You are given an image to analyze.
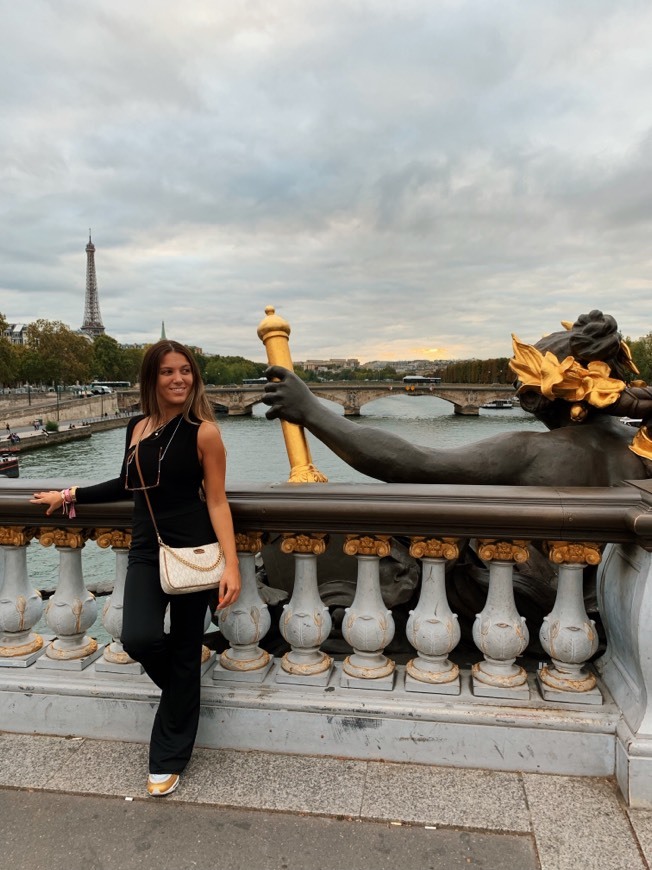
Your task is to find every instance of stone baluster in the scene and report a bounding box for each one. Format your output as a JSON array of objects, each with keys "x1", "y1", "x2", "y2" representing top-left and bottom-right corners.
[
  {"x1": 405, "y1": 537, "x2": 461, "y2": 694},
  {"x1": 93, "y1": 529, "x2": 143, "y2": 674},
  {"x1": 0, "y1": 526, "x2": 44, "y2": 666},
  {"x1": 199, "y1": 606, "x2": 216, "y2": 670},
  {"x1": 36, "y1": 527, "x2": 103, "y2": 669},
  {"x1": 276, "y1": 533, "x2": 333, "y2": 685},
  {"x1": 538, "y1": 541, "x2": 602, "y2": 704},
  {"x1": 472, "y1": 539, "x2": 530, "y2": 699},
  {"x1": 214, "y1": 532, "x2": 273, "y2": 683},
  {"x1": 341, "y1": 535, "x2": 395, "y2": 689}
]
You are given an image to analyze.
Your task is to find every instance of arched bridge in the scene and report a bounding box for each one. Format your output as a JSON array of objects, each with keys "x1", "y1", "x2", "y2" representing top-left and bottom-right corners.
[{"x1": 192, "y1": 382, "x2": 518, "y2": 416}]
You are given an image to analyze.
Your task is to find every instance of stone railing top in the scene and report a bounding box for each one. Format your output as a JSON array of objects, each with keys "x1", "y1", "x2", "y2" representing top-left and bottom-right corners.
[{"x1": 2, "y1": 478, "x2": 652, "y2": 547}]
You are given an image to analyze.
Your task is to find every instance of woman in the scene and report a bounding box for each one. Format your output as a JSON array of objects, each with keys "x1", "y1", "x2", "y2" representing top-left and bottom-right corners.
[{"x1": 31, "y1": 340, "x2": 241, "y2": 797}]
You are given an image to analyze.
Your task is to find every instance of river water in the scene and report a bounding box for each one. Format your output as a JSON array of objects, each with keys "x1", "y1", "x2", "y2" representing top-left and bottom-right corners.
[{"x1": 19, "y1": 395, "x2": 545, "y2": 637}]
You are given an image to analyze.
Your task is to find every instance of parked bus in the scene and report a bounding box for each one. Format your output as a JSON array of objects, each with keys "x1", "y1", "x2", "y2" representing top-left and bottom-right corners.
[{"x1": 402, "y1": 375, "x2": 442, "y2": 385}]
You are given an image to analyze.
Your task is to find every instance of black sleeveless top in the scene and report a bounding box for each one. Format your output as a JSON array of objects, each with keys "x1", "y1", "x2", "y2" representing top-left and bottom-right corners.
[{"x1": 77, "y1": 414, "x2": 217, "y2": 558}]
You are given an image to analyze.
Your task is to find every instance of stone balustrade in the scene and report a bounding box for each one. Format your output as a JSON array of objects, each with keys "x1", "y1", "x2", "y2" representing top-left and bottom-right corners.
[{"x1": 2, "y1": 478, "x2": 652, "y2": 806}]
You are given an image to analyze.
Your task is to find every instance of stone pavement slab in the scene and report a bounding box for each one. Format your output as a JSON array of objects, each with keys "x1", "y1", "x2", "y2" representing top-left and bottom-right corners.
[
  {"x1": 3, "y1": 732, "x2": 652, "y2": 869},
  {"x1": 362, "y1": 759, "x2": 531, "y2": 831},
  {"x1": 0, "y1": 789, "x2": 539, "y2": 870},
  {"x1": 630, "y1": 809, "x2": 652, "y2": 867},
  {"x1": 0, "y1": 731, "x2": 86, "y2": 788},
  {"x1": 523, "y1": 773, "x2": 647, "y2": 870}
]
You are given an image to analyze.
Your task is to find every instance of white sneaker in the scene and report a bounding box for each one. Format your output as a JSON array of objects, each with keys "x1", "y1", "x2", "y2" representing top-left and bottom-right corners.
[{"x1": 147, "y1": 773, "x2": 180, "y2": 797}]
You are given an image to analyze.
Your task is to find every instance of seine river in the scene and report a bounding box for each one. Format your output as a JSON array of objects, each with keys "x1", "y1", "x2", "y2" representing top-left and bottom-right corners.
[{"x1": 19, "y1": 395, "x2": 546, "y2": 638}]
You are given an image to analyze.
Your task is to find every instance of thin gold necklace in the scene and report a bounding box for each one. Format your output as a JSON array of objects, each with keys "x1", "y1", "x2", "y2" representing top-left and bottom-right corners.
[{"x1": 147, "y1": 414, "x2": 180, "y2": 439}]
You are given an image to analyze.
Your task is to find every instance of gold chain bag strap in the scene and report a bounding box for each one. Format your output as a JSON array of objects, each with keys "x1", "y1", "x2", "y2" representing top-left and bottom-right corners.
[{"x1": 134, "y1": 428, "x2": 224, "y2": 595}]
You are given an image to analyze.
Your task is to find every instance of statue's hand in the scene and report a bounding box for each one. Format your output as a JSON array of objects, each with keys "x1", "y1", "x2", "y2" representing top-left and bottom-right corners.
[
  {"x1": 613, "y1": 386, "x2": 652, "y2": 425},
  {"x1": 262, "y1": 366, "x2": 313, "y2": 425}
]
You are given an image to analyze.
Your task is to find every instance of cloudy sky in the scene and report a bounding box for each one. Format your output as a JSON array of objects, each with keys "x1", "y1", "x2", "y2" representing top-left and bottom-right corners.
[{"x1": 1, "y1": 1, "x2": 651, "y2": 363}]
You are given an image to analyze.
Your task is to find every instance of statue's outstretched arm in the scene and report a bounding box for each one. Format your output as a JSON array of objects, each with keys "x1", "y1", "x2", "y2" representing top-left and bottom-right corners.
[{"x1": 262, "y1": 366, "x2": 529, "y2": 484}]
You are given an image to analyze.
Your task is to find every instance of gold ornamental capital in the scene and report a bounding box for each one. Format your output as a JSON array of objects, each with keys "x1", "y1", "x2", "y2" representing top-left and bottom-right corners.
[
  {"x1": 93, "y1": 528, "x2": 132, "y2": 550},
  {"x1": 343, "y1": 534, "x2": 392, "y2": 558},
  {"x1": 0, "y1": 526, "x2": 38, "y2": 547},
  {"x1": 235, "y1": 532, "x2": 265, "y2": 554},
  {"x1": 257, "y1": 305, "x2": 291, "y2": 344},
  {"x1": 477, "y1": 539, "x2": 530, "y2": 563},
  {"x1": 409, "y1": 537, "x2": 460, "y2": 560},
  {"x1": 38, "y1": 527, "x2": 90, "y2": 549},
  {"x1": 287, "y1": 463, "x2": 329, "y2": 484},
  {"x1": 546, "y1": 541, "x2": 603, "y2": 566},
  {"x1": 281, "y1": 533, "x2": 328, "y2": 555}
]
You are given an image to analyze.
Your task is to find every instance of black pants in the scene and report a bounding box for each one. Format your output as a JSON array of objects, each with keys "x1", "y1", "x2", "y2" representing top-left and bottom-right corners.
[{"x1": 121, "y1": 556, "x2": 212, "y2": 774}]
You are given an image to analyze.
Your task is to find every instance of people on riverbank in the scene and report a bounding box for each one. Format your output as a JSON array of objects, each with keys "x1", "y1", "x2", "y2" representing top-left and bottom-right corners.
[
  {"x1": 263, "y1": 310, "x2": 652, "y2": 487},
  {"x1": 31, "y1": 340, "x2": 241, "y2": 798}
]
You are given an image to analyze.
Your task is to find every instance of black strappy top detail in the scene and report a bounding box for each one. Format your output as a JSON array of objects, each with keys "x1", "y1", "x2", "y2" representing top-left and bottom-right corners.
[{"x1": 76, "y1": 414, "x2": 217, "y2": 555}]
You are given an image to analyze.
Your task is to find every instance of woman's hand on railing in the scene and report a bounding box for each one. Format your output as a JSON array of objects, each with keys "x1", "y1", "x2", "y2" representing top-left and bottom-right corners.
[
  {"x1": 30, "y1": 490, "x2": 64, "y2": 516},
  {"x1": 217, "y1": 563, "x2": 241, "y2": 610}
]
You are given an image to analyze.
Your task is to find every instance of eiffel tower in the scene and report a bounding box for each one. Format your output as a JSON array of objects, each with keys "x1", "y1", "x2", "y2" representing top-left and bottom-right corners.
[{"x1": 80, "y1": 231, "x2": 105, "y2": 338}]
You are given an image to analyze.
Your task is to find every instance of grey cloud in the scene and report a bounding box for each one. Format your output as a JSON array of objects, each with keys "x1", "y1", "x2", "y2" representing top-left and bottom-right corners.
[{"x1": 1, "y1": 0, "x2": 651, "y2": 361}]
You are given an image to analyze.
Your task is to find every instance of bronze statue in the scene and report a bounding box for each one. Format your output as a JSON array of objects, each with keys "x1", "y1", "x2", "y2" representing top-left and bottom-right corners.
[
  {"x1": 263, "y1": 310, "x2": 652, "y2": 487},
  {"x1": 261, "y1": 310, "x2": 652, "y2": 656}
]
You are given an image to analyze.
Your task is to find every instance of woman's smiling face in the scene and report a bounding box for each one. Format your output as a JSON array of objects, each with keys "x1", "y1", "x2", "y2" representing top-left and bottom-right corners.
[{"x1": 156, "y1": 351, "x2": 193, "y2": 414}]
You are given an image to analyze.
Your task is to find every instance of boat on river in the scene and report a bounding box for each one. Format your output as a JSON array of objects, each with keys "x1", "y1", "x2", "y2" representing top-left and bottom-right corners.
[
  {"x1": 0, "y1": 451, "x2": 19, "y2": 478},
  {"x1": 481, "y1": 399, "x2": 514, "y2": 410}
]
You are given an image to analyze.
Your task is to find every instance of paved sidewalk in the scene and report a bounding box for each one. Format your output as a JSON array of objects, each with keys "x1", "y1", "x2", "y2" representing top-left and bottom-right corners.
[{"x1": 1, "y1": 731, "x2": 652, "y2": 870}]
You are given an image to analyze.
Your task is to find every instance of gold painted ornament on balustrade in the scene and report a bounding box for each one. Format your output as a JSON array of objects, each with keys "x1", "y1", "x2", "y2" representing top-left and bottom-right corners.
[
  {"x1": 280, "y1": 533, "x2": 328, "y2": 555},
  {"x1": 343, "y1": 535, "x2": 392, "y2": 558},
  {"x1": 235, "y1": 532, "x2": 265, "y2": 554},
  {"x1": 93, "y1": 528, "x2": 132, "y2": 549},
  {"x1": 545, "y1": 541, "x2": 602, "y2": 566},
  {"x1": 0, "y1": 526, "x2": 37, "y2": 547},
  {"x1": 257, "y1": 305, "x2": 328, "y2": 484},
  {"x1": 37, "y1": 527, "x2": 90, "y2": 549},
  {"x1": 477, "y1": 539, "x2": 530, "y2": 563},
  {"x1": 409, "y1": 537, "x2": 460, "y2": 560}
]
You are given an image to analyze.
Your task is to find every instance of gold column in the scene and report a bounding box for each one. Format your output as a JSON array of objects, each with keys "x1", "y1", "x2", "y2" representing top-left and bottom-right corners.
[{"x1": 257, "y1": 305, "x2": 327, "y2": 483}]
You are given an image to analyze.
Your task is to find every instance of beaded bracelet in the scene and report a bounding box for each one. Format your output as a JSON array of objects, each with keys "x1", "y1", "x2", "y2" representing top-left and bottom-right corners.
[{"x1": 60, "y1": 487, "x2": 77, "y2": 519}]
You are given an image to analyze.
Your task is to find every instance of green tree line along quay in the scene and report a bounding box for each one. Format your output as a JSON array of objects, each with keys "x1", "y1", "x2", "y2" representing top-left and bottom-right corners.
[{"x1": 2, "y1": 313, "x2": 652, "y2": 388}]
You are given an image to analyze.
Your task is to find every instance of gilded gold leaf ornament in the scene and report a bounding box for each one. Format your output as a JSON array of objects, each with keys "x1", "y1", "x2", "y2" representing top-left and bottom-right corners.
[
  {"x1": 509, "y1": 336, "x2": 626, "y2": 408},
  {"x1": 477, "y1": 539, "x2": 530, "y2": 563},
  {"x1": 546, "y1": 541, "x2": 602, "y2": 566},
  {"x1": 0, "y1": 526, "x2": 37, "y2": 547},
  {"x1": 93, "y1": 528, "x2": 132, "y2": 549},
  {"x1": 343, "y1": 535, "x2": 391, "y2": 558},
  {"x1": 37, "y1": 527, "x2": 89, "y2": 549},
  {"x1": 280, "y1": 533, "x2": 328, "y2": 555},
  {"x1": 409, "y1": 537, "x2": 460, "y2": 560},
  {"x1": 630, "y1": 426, "x2": 652, "y2": 461},
  {"x1": 234, "y1": 532, "x2": 264, "y2": 554}
]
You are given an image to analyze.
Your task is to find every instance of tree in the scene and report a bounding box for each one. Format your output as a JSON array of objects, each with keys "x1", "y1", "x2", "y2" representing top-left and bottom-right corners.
[
  {"x1": 439, "y1": 357, "x2": 511, "y2": 383},
  {"x1": 204, "y1": 355, "x2": 266, "y2": 385},
  {"x1": 122, "y1": 347, "x2": 144, "y2": 385},
  {"x1": 92, "y1": 334, "x2": 126, "y2": 381},
  {"x1": 628, "y1": 334, "x2": 652, "y2": 384},
  {"x1": 0, "y1": 312, "x2": 17, "y2": 386},
  {"x1": 24, "y1": 320, "x2": 93, "y2": 385}
]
